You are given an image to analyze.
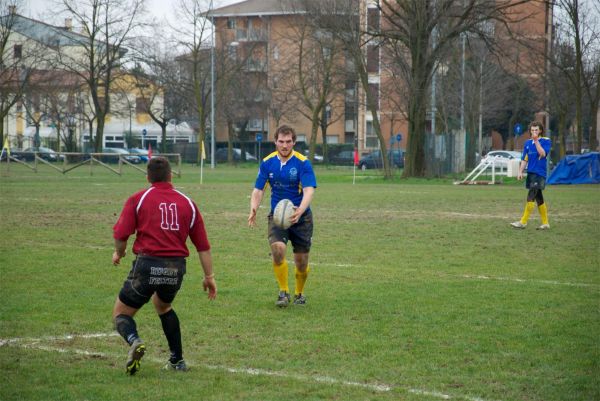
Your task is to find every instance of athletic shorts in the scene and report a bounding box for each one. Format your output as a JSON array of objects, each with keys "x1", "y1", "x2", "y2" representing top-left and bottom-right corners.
[
  {"x1": 526, "y1": 173, "x2": 546, "y2": 190},
  {"x1": 268, "y1": 210, "x2": 313, "y2": 253},
  {"x1": 118, "y1": 255, "x2": 186, "y2": 309}
]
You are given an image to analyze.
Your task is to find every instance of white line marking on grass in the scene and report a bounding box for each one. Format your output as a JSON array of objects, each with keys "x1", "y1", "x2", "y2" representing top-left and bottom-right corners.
[
  {"x1": 459, "y1": 274, "x2": 599, "y2": 289},
  {"x1": 205, "y1": 364, "x2": 392, "y2": 392},
  {"x1": 0, "y1": 332, "x2": 118, "y2": 346},
  {"x1": 1, "y1": 332, "x2": 501, "y2": 401}
]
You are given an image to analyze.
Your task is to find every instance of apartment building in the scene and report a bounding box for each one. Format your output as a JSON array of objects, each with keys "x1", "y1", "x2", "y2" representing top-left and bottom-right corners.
[
  {"x1": 211, "y1": 0, "x2": 552, "y2": 156},
  {"x1": 1, "y1": 8, "x2": 191, "y2": 151}
]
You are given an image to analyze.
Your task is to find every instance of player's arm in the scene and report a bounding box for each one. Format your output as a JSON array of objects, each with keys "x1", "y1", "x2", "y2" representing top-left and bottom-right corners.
[
  {"x1": 290, "y1": 186, "x2": 314, "y2": 224},
  {"x1": 113, "y1": 239, "x2": 127, "y2": 265},
  {"x1": 532, "y1": 134, "x2": 546, "y2": 158},
  {"x1": 248, "y1": 188, "x2": 264, "y2": 227},
  {"x1": 198, "y1": 249, "x2": 217, "y2": 300},
  {"x1": 517, "y1": 160, "x2": 527, "y2": 180}
]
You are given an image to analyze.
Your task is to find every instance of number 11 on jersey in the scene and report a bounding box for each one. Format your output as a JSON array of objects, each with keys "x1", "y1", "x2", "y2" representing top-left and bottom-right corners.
[{"x1": 159, "y1": 203, "x2": 180, "y2": 230}]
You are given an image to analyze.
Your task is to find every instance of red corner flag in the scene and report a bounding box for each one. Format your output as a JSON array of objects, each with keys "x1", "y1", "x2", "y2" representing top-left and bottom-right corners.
[
  {"x1": 353, "y1": 147, "x2": 359, "y2": 166},
  {"x1": 147, "y1": 143, "x2": 153, "y2": 160}
]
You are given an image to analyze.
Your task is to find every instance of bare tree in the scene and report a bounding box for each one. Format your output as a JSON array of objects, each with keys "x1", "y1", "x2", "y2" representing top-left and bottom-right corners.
[
  {"x1": 276, "y1": 2, "x2": 347, "y2": 164},
  {"x1": 377, "y1": 0, "x2": 532, "y2": 177},
  {"x1": 215, "y1": 42, "x2": 263, "y2": 163},
  {"x1": 309, "y1": 0, "x2": 394, "y2": 176},
  {"x1": 0, "y1": 0, "x2": 38, "y2": 146},
  {"x1": 173, "y1": 0, "x2": 213, "y2": 164},
  {"x1": 553, "y1": 0, "x2": 600, "y2": 153},
  {"x1": 54, "y1": 0, "x2": 146, "y2": 152}
]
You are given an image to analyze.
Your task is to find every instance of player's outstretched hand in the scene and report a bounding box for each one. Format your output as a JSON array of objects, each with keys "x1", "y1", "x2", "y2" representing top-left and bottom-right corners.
[
  {"x1": 248, "y1": 209, "x2": 257, "y2": 228},
  {"x1": 112, "y1": 250, "x2": 125, "y2": 266},
  {"x1": 203, "y1": 276, "x2": 217, "y2": 300}
]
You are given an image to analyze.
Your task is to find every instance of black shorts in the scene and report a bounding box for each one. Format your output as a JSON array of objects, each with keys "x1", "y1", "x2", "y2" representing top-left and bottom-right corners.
[
  {"x1": 268, "y1": 210, "x2": 313, "y2": 253},
  {"x1": 118, "y1": 255, "x2": 186, "y2": 309},
  {"x1": 526, "y1": 173, "x2": 546, "y2": 190}
]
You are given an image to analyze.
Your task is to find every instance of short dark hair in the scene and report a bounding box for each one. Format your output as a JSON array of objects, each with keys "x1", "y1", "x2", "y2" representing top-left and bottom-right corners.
[
  {"x1": 147, "y1": 156, "x2": 171, "y2": 183},
  {"x1": 529, "y1": 121, "x2": 544, "y2": 135},
  {"x1": 275, "y1": 125, "x2": 296, "y2": 142}
]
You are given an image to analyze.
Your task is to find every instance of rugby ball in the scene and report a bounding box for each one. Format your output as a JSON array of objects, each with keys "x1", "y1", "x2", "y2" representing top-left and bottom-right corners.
[{"x1": 273, "y1": 199, "x2": 295, "y2": 229}]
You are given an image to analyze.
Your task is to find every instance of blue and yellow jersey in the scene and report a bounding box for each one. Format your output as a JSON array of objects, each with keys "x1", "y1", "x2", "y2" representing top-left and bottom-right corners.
[
  {"x1": 522, "y1": 137, "x2": 552, "y2": 178},
  {"x1": 254, "y1": 150, "x2": 317, "y2": 213}
]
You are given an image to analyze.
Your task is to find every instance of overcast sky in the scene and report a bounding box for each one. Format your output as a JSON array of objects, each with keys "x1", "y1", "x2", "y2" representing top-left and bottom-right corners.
[{"x1": 23, "y1": 0, "x2": 239, "y2": 25}]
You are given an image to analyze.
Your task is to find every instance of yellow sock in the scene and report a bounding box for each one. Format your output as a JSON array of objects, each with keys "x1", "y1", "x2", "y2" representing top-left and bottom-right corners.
[
  {"x1": 294, "y1": 266, "x2": 310, "y2": 296},
  {"x1": 538, "y1": 203, "x2": 549, "y2": 225},
  {"x1": 520, "y1": 201, "x2": 535, "y2": 225},
  {"x1": 273, "y1": 260, "x2": 289, "y2": 292}
]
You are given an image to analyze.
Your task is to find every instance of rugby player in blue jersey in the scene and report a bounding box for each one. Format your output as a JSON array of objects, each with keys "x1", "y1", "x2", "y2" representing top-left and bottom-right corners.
[
  {"x1": 248, "y1": 125, "x2": 317, "y2": 307},
  {"x1": 511, "y1": 121, "x2": 552, "y2": 230}
]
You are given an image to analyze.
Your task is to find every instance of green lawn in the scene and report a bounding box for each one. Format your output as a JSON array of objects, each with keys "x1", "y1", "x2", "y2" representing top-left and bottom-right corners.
[{"x1": 1, "y1": 163, "x2": 598, "y2": 401}]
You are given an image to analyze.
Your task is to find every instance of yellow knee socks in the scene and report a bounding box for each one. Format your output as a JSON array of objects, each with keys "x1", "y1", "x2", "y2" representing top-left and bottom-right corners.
[
  {"x1": 538, "y1": 203, "x2": 549, "y2": 225},
  {"x1": 294, "y1": 266, "x2": 310, "y2": 296},
  {"x1": 273, "y1": 260, "x2": 289, "y2": 293},
  {"x1": 520, "y1": 201, "x2": 535, "y2": 225}
]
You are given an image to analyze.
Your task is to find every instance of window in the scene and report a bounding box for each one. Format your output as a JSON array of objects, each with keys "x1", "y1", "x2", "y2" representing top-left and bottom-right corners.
[
  {"x1": 367, "y1": 83, "x2": 379, "y2": 111},
  {"x1": 296, "y1": 134, "x2": 307, "y2": 143},
  {"x1": 227, "y1": 18, "x2": 236, "y2": 29},
  {"x1": 366, "y1": 121, "x2": 378, "y2": 148},
  {"x1": 367, "y1": 45, "x2": 379, "y2": 73},
  {"x1": 136, "y1": 97, "x2": 147, "y2": 113},
  {"x1": 326, "y1": 135, "x2": 339, "y2": 144},
  {"x1": 13, "y1": 44, "x2": 22, "y2": 59},
  {"x1": 228, "y1": 44, "x2": 237, "y2": 59}
]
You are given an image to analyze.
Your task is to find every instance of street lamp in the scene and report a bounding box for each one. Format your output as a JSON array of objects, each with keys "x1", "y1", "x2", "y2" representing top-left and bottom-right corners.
[{"x1": 210, "y1": 0, "x2": 215, "y2": 168}]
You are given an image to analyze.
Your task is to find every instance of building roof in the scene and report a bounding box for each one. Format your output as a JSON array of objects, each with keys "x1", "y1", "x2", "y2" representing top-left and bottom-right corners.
[
  {"x1": 0, "y1": 13, "x2": 86, "y2": 47},
  {"x1": 209, "y1": 0, "x2": 306, "y2": 17}
]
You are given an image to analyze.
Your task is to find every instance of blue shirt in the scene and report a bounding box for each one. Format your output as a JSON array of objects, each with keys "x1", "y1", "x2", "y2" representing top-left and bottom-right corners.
[
  {"x1": 521, "y1": 137, "x2": 552, "y2": 178},
  {"x1": 254, "y1": 150, "x2": 317, "y2": 213}
]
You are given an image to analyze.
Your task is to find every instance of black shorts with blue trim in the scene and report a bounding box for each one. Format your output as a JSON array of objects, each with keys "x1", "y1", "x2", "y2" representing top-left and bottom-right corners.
[
  {"x1": 526, "y1": 172, "x2": 546, "y2": 190},
  {"x1": 268, "y1": 210, "x2": 313, "y2": 253},
  {"x1": 118, "y1": 255, "x2": 186, "y2": 309}
]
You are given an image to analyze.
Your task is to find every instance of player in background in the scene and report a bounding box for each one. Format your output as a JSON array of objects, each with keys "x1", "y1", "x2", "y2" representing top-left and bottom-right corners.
[
  {"x1": 248, "y1": 125, "x2": 317, "y2": 307},
  {"x1": 112, "y1": 157, "x2": 217, "y2": 375},
  {"x1": 511, "y1": 121, "x2": 552, "y2": 230}
]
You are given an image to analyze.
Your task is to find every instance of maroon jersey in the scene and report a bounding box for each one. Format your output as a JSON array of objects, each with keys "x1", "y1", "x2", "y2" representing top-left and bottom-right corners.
[{"x1": 113, "y1": 181, "x2": 210, "y2": 257}]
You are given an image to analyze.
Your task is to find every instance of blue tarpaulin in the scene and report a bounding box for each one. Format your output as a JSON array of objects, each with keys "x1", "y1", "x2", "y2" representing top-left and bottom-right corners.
[{"x1": 547, "y1": 152, "x2": 600, "y2": 185}]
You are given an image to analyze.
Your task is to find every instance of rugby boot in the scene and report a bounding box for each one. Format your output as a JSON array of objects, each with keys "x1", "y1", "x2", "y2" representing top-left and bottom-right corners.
[
  {"x1": 125, "y1": 339, "x2": 146, "y2": 375},
  {"x1": 276, "y1": 291, "x2": 291, "y2": 308}
]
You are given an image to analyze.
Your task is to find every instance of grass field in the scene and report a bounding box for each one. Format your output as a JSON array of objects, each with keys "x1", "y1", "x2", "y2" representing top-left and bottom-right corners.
[{"x1": 0, "y1": 162, "x2": 598, "y2": 401}]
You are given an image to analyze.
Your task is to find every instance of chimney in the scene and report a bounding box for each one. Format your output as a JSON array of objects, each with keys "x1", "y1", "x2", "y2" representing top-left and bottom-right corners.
[
  {"x1": 65, "y1": 18, "x2": 72, "y2": 31},
  {"x1": 8, "y1": 5, "x2": 16, "y2": 14}
]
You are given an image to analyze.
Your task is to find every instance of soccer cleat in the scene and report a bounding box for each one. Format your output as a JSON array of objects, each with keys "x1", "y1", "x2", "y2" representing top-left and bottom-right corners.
[
  {"x1": 510, "y1": 221, "x2": 527, "y2": 229},
  {"x1": 163, "y1": 360, "x2": 189, "y2": 372},
  {"x1": 293, "y1": 294, "x2": 306, "y2": 305},
  {"x1": 537, "y1": 224, "x2": 550, "y2": 230},
  {"x1": 276, "y1": 291, "x2": 291, "y2": 307},
  {"x1": 125, "y1": 339, "x2": 146, "y2": 376}
]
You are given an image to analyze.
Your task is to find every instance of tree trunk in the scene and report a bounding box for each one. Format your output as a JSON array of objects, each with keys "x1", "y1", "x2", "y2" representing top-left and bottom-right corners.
[
  {"x1": 558, "y1": 112, "x2": 567, "y2": 159},
  {"x1": 94, "y1": 114, "x2": 105, "y2": 152}
]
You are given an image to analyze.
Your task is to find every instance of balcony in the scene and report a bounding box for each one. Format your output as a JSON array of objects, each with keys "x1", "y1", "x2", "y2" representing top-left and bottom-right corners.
[
  {"x1": 236, "y1": 29, "x2": 267, "y2": 42},
  {"x1": 244, "y1": 59, "x2": 267, "y2": 72}
]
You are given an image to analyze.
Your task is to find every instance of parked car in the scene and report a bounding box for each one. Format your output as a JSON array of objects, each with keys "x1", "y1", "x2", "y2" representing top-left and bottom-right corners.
[
  {"x1": 215, "y1": 148, "x2": 257, "y2": 162},
  {"x1": 1, "y1": 150, "x2": 23, "y2": 161},
  {"x1": 101, "y1": 147, "x2": 141, "y2": 164},
  {"x1": 358, "y1": 149, "x2": 404, "y2": 170},
  {"x1": 128, "y1": 148, "x2": 156, "y2": 163},
  {"x1": 20, "y1": 147, "x2": 61, "y2": 162},
  {"x1": 331, "y1": 150, "x2": 356, "y2": 166},
  {"x1": 303, "y1": 149, "x2": 323, "y2": 162},
  {"x1": 481, "y1": 150, "x2": 521, "y2": 167},
  {"x1": 482, "y1": 150, "x2": 554, "y2": 172}
]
